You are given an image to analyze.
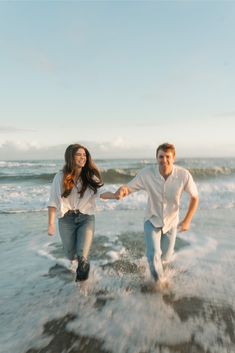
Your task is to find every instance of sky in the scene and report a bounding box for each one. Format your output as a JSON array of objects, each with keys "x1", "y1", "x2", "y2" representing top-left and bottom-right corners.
[{"x1": 0, "y1": 1, "x2": 235, "y2": 160}]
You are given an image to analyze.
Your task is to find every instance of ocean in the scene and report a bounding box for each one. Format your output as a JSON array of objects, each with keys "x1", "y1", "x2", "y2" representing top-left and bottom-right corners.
[{"x1": 0, "y1": 157, "x2": 235, "y2": 353}]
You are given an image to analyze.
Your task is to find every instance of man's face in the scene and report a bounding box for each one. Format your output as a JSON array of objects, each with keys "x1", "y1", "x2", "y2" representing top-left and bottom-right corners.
[{"x1": 157, "y1": 149, "x2": 175, "y2": 170}]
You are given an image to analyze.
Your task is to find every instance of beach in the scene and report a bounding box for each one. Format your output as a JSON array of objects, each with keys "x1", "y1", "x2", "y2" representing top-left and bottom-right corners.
[{"x1": 0, "y1": 158, "x2": 235, "y2": 353}]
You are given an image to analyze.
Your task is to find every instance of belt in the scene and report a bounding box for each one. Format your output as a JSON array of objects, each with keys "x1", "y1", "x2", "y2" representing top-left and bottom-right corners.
[{"x1": 66, "y1": 209, "x2": 81, "y2": 215}]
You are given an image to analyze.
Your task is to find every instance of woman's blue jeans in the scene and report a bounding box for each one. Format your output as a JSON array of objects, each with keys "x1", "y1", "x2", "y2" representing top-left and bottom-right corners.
[
  {"x1": 144, "y1": 220, "x2": 177, "y2": 281},
  {"x1": 58, "y1": 212, "x2": 95, "y2": 261}
]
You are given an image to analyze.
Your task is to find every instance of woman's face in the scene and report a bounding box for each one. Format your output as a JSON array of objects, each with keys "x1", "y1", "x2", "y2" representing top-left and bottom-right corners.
[{"x1": 74, "y1": 148, "x2": 87, "y2": 168}]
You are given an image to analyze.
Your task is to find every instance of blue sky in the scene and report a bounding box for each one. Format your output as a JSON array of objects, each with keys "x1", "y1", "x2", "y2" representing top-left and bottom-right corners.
[{"x1": 0, "y1": 1, "x2": 235, "y2": 159}]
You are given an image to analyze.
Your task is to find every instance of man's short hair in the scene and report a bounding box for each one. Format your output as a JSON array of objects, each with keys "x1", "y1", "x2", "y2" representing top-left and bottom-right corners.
[{"x1": 156, "y1": 143, "x2": 176, "y2": 157}]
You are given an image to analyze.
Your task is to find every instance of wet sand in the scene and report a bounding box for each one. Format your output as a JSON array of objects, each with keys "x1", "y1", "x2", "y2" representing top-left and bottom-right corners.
[
  {"x1": 20, "y1": 217, "x2": 235, "y2": 353},
  {"x1": 25, "y1": 314, "x2": 109, "y2": 353},
  {"x1": 25, "y1": 293, "x2": 235, "y2": 353}
]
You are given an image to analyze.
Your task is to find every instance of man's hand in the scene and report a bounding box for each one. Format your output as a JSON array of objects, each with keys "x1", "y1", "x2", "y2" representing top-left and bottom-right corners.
[
  {"x1": 115, "y1": 186, "x2": 129, "y2": 200},
  {"x1": 178, "y1": 195, "x2": 198, "y2": 232},
  {"x1": 48, "y1": 224, "x2": 55, "y2": 236},
  {"x1": 177, "y1": 220, "x2": 190, "y2": 232}
]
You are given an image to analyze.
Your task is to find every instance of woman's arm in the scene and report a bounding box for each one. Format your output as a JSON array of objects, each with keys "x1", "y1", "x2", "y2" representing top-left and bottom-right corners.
[
  {"x1": 99, "y1": 191, "x2": 118, "y2": 200},
  {"x1": 48, "y1": 206, "x2": 56, "y2": 236},
  {"x1": 100, "y1": 185, "x2": 131, "y2": 200}
]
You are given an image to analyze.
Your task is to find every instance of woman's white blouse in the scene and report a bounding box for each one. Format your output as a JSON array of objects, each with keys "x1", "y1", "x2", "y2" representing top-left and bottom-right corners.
[{"x1": 48, "y1": 171, "x2": 105, "y2": 218}]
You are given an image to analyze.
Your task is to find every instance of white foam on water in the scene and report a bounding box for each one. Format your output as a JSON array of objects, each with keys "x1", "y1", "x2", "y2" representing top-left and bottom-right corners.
[
  {"x1": 2, "y1": 178, "x2": 235, "y2": 214},
  {"x1": 0, "y1": 184, "x2": 50, "y2": 213},
  {"x1": 1, "y1": 203, "x2": 235, "y2": 353},
  {"x1": 106, "y1": 247, "x2": 126, "y2": 261},
  {"x1": 37, "y1": 247, "x2": 71, "y2": 270},
  {"x1": 65, "y1": 290, "x2": 233, "y2": 353},
  {"x1": 27, "y1": 211, "x2": 234, "y2": 352},
  {"x1": 170, "y1": 217, "x2": 235, "y2": 305},
  {"x1": 0, "y1": 161, "x2": 57, "y2": 168}
]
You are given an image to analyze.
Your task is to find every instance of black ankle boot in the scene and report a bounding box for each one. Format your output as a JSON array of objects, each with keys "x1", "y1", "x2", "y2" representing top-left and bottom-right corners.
[{"x1": 75, "y1": 257, "x2": 90, "y2": 281}]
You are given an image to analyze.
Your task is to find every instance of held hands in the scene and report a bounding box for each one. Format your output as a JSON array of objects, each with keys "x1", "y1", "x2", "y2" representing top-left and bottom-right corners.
[{"x1": 115, "y1": 186, "x2": 129, "y2": 200}]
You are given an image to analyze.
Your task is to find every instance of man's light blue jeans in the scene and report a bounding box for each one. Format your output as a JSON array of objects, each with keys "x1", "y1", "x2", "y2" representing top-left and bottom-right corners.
[
  {"x1": 58, "y1": 212, "x2": 95, "y2": 261},
  {"x1": 144, "y1": 220, "x2": 177, "y2": 281}
]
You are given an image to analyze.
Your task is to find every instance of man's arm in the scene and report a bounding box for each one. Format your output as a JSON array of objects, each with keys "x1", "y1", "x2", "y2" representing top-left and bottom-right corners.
[
  {"x1": 115, "y1": 168, "x2": 146, "y2": 199},
  {"x1": 178, "y1": 195, "x2": 199, "y2": 232}
]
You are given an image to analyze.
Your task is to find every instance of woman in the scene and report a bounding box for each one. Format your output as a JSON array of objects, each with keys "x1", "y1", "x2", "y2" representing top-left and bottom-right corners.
[{"x1": 48, "y1": 143, "x2": 117, "y2": 282}]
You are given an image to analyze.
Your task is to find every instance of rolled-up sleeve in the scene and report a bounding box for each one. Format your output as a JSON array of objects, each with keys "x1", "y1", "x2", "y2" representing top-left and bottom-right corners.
[
  {"x1": 184, "y1": 172, "x2": 198, "y2": 197},
  {"x1": 48, "y1": 172, "x2": 62, "y2": 208},
  {"x1": 127, "y1": 169, "x2": 146, "y2": 193}
]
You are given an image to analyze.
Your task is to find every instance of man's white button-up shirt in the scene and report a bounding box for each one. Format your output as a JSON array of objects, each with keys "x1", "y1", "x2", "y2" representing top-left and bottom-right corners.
[{"x1": 127, "y1": 164, "x2": 198, "y2": 233}]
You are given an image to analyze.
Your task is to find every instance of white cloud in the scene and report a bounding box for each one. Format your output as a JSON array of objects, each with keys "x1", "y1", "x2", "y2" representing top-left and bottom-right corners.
[
  {"x1": 0, "y1": 139, "x2": 154, "y2": 160},
  {"x1": 0, "y1": 126, "x2": 36, "y2": 133},
  {"x1": 1, "y1": 138, "x2": 235, "y2": 160},
  {"x1": 111, "y1": 137, "x2": 128, "y2": 148},
  {"x1": 86, "y1": 140, "x2": 154, "y2": 159},
  {"x1": 9, "y1": 140, "x2": 41, "y2": 151},
  {"x1": 0, "y1": 140, "x2": 63, "y2": 160}
]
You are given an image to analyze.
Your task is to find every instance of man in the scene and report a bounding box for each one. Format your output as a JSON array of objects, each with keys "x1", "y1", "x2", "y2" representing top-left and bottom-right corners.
[{"x1": 116, "y1": 143, "x2": 198, "y2": 285}]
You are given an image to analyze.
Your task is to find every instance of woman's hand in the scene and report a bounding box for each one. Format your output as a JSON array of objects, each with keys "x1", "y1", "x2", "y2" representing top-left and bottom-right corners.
[{"x1": 48, "y1": 224, "x2": 55, "y2": 236}]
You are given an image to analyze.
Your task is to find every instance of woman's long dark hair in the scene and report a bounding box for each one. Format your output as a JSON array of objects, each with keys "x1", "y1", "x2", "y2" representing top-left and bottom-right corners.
[{"x1": 61, "y1": 144, "x2": 103, "y2": 198}]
